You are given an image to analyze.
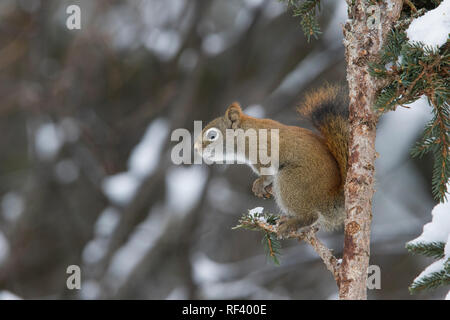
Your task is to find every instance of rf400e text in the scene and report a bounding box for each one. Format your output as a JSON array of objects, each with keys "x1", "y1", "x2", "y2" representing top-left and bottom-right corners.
[{"x1": 226, "y1": 304, "x2": 267, "y2": 315}]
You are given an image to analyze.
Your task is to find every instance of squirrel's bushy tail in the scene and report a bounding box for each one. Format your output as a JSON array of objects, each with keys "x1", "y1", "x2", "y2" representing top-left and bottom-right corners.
[{"x1": 298, "y1": 84, "x2": 349, "y2": 189}]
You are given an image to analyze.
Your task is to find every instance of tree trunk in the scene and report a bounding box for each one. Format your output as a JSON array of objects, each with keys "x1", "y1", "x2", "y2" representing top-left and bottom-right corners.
[{"x1": 339, "y1": 0, "x2": 403, "y2": 300}]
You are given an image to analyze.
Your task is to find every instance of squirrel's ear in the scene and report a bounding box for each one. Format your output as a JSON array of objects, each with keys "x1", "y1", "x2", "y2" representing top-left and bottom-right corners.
[{"x1": 225, "y1": 102, "x2": 242, "y2": 129}]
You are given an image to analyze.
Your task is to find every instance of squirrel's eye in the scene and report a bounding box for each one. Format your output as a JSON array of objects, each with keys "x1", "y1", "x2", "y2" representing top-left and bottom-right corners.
[{"x1": 205, "y1": 128, "x2": 219, "y2": 141}]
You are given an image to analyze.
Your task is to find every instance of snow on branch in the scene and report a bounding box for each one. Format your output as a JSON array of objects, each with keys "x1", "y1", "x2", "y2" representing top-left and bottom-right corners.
[
  {"x1": 406, "y1": 0, "x2": 450, "y2": 48},
  {"x1": 407, "y1": 190, "x2": 450, "y2": 297}
]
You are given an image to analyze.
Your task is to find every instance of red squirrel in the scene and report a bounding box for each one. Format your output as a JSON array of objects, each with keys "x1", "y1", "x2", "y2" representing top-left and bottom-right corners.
[{"x1": 194, "y1": 85, "x2": 349, "y2": 235}]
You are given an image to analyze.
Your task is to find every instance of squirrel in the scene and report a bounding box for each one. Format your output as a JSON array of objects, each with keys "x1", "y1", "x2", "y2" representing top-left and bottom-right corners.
[{"x1": 194, "y1": 84, "x2": 349, "y2": 236}]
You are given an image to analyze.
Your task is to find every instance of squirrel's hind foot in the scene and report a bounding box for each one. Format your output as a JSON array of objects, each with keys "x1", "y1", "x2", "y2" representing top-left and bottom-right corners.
[{"x1": 277, "y1": 214, "x2": 318, "y2": 238}]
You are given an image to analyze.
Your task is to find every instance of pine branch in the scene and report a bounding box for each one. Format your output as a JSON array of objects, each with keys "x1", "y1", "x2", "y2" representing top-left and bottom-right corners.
[
  {"x1": 406, "y1": 241, "x2": 449, "y2": 294},
  {"x1": 233, "y1": 210, "x2": 282, "y2": 265},
  {"x1": 280, "y1": 0, "x2": 322, "y2": 41},
  {"x1": 406, "y1": 241, "x2": 446, "y2": 259},
  {"x1": 371, "y1": 22, "x2": 450, "y2": 202},
  {"x1": 409, "y1": 268, "x2": 450, "y2": 294},
  {"x1": 234, "y1": 210, "x2": 340, "y2": 283},
  {"x1": 262, "y1": 231, "x2": 281, "y2": 265}
]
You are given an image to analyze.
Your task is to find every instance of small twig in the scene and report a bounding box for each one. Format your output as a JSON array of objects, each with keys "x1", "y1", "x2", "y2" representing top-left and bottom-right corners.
[
  {"x1": 243, "y1": 218, "x2": 341, "y2": 284},
  {"x1": 266, "y1": 232, "x2": 275, "y2": 258},
  {"x1": 302, "y1": 228, "x2": 341, "y2": 283}
]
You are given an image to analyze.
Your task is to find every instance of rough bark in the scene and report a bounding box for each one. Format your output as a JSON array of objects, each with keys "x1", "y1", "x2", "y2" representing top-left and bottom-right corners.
[{"x1": 340, "y1": 0, "x2": 403, "y2": 300}]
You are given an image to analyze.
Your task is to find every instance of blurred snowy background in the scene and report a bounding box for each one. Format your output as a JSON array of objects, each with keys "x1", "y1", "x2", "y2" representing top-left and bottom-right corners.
[{"x1": 0, "y1": 0, "x2": 446, "y2": 299}]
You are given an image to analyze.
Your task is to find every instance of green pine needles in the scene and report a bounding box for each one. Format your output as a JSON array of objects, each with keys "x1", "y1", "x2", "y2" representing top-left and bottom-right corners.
[
  {"x1": 369, "y1": 3, "x2": 450, "y2": 203},
  {"x1": 233, "y1": 209, "x2": 282, "y2": 265},
  {"x1": 410, "y1": 269, "x2": 450, "y2": 293},
  {"x1": 406, "y1": 241, "x2": 450, "y2": 294},
  {"x1": 406, "y1": 241, "x2": 446, "y2": 259},
  {"x1": 262, "y1": 231, "x2": 282, "y2": 265},
  {"x1": 280, "y1": 0, "x2": 322, "y2": 41},
  {"x1": 372, "y1": 1, "x2": 449, "y2": 295}
]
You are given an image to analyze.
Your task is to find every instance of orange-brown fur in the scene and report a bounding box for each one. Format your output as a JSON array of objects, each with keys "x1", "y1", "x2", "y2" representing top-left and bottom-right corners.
[{"x1": 299, "y1": 84, "x2": 349, "y2": 186}]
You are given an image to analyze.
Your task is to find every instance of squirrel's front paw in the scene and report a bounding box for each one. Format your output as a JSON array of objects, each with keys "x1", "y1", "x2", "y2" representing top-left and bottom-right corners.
[{"x1": 252, "y1": 178, "x2": 272, "y2": 199}]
